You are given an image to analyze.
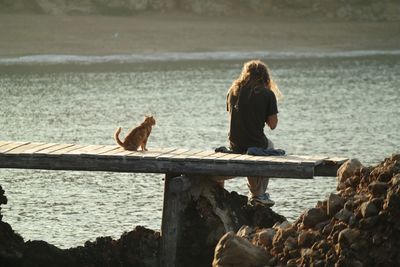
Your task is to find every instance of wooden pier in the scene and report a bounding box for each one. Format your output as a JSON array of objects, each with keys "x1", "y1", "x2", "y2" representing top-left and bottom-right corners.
[
  {"x1": 0, "y1": 140, "x2": 346, "y2": 178},
  {"x1": 0, "y1": 140, "x2": 347, "y2": 266}
]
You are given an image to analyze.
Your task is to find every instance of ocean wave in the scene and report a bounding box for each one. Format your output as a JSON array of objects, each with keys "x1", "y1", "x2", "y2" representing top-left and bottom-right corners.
[{"x1": 1, "y1": 50, "x2": 400, "y2": 65}]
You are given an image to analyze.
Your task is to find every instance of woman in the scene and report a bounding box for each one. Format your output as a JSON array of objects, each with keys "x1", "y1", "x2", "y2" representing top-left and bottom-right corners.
[{"x1": 227, "y1": 59, "x2": 282, "y2": 206}]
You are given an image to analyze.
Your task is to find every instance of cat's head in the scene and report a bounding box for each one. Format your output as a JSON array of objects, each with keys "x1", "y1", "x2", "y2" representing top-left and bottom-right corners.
[{"x1": 145, "y1": 116, "x2": 156, "y2": 126}]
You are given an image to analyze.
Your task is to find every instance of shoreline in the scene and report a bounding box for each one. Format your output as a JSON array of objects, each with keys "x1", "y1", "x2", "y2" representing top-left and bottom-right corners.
[
  {"x1": 1, "y1": 13, "x2": 399, "y2": 57},
  {"x1": 2, "y1": 50, "x2": 400, "y2": 65}
]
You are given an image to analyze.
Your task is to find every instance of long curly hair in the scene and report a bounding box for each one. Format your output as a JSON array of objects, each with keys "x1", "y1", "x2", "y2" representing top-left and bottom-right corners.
[{"x1": 227, "y1": 60, "x2": 282, "y2": 112}]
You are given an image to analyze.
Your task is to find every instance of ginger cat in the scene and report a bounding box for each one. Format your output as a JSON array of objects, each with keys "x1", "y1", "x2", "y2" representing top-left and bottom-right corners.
[{"x1": 114, "y1": 116, "x2": 156, "y2": 151}]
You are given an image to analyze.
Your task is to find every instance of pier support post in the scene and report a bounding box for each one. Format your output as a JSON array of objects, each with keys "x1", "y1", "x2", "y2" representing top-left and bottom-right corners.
[{"x1": 160, "y1": 173, "x2": 192, "y2": 267}]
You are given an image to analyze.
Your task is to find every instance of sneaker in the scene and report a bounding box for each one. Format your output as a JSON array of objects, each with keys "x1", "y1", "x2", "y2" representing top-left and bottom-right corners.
[{"x1": 249, "y1": 193, "x2": 275, "y2": 207}]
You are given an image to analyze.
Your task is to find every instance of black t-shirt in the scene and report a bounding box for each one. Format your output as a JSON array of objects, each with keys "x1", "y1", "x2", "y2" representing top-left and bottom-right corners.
[{"x1": 227, "y1": 86, "x2": 278, "y2": 153}]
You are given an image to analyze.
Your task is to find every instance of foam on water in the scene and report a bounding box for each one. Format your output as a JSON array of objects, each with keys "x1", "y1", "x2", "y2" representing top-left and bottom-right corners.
[{"x1": 1, "y1": 50, "x2": 400, "y2": 65}]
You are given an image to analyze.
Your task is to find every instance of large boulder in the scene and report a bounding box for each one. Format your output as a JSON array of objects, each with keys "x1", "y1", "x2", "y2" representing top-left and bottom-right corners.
[{"x1": 212, "y1": 231, "x2": 270, "y2": 267}]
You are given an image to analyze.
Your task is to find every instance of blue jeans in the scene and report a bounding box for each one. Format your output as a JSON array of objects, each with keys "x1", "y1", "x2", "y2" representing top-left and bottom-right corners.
[{"x1": 247, "y1": 139, "x2": 275, "y2": 198}]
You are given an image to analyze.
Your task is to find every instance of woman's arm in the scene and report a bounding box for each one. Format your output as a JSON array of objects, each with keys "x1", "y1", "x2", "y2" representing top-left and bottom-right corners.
[{"x1": 266, "y1": 114, "x2": 278, "y2": 130}]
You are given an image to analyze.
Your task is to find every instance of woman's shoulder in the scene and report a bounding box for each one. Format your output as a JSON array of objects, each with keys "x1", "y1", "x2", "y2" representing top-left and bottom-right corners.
[{"x1": 256, "y1": 86, "x2": 275, "y2": 98}]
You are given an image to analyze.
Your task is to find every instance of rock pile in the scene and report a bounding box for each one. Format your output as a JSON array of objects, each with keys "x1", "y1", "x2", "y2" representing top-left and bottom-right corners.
[{"x1": 213, "y1": 154, "x2": 400, "y2": 267}]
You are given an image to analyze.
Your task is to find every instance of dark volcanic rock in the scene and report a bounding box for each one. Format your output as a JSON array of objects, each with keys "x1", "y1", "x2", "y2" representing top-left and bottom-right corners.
[
  {"x1": 302, "y1": 208, "x2": 329, "y2": 228},
  {"x1": 0, "y1": 185, "x2": 25, "y2": 267},
  {"x1": 0, "y1": 184, "x2": 160, "y2": 267}
]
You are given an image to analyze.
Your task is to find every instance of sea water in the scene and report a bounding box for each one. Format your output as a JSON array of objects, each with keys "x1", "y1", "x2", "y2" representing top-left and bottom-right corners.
[{"x1": 0, "y1": 52, "x2": 399, "y2": 248}]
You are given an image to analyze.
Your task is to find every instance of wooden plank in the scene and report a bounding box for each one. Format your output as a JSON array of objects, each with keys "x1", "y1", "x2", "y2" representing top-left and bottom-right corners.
[
  {"x1": 35, "y1": 143, "x2": 75, "y2": 154},
  {"x1": 4, "y1": 142, "x2": 44, "y2": 154},
  {"x1": 289, "y1": 155, "x2": 328, "y2": 164},
  {"x1": 230, "y1": 154, "x2": 259, "y2": 163},
  {"x1": 81, "y1": 146, "x2": 124, "y2": 158},
  {"x1": 201, "y1": 152, "x2": 231, "y2": 161},
  {"x1": 254, "y1": 155, "x2": 307, "y2": 165},
  {"x1": 324, "y1": 157, "x2": 348, "y2": 164},
  {"x1": 71, "y1": 145, "x2": 105, "y2": 154},
  {"x1": 81, "y1": 145, "x2": 119, "y2": 157},
  {"x1": 253, "y1": 155, "x2": 288, "y2": 163},
  {"x1": 185, "y1": 150, "x2": 217, "y2": 161},
  {"x1": 0, "y1": 142, "x2": 30, "y2": 153},
  {"x1": 48, "y1": 145, "x2": 86, "y2": 155},
  {"x1": 213, "y1": 152, "x2": 242, "y2": 162},
  {"x1": 112, "y1": 150, "x2": 144, "y2": 158},
  {"x1": 20, "y1": 143, "x2": 58, "y2": 154},
  {"x1": 64, "y1": 145, "x2": 105, "y2": 155},
  {"x1": 0, "y1": 141, "x2": 12, "y2": 148},
  {"x1": 0, "y1": 152, "x2": 315, "y2": 178},
  {"x1": 157, "y1": 148, "x2": 191, "y2": 160},
  {"x1": 139, "y1": 148, "x2": 177, "y2": 160},
  {"x1": 168, "y1": 149, "x2": 204, "y2": 161},
  {"x1": 97, "y1": 147, "x2": 126, "y2": 156},
  {"x1": 157, "y1": 148, "x2": 189, "y2": 161}
]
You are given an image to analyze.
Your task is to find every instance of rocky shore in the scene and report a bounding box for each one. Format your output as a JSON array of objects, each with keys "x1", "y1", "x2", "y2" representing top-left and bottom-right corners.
[
  {"x1": 1, "y1": 154, "x2": 400, "y2": 266},
  {"x1": 0, "y1": 0, "x2": 399, "y2": 21},
  {"x1": 0, "y1": 180, "x2": 285, "y2": 267},
  {"x1": 213, "y1": 154, "x2": 400, "y2": 267}
]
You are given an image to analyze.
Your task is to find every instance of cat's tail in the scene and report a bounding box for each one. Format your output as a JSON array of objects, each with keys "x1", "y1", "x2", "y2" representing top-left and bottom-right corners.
[{"x1": 114, "y1": 127, "x2": 125, "y2": 148}]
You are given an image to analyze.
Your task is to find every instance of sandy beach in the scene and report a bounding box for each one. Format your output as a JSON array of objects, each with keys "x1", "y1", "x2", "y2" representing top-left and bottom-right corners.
[{"x1": 0, "y1": 13, "x2": 399, "y2": 56}]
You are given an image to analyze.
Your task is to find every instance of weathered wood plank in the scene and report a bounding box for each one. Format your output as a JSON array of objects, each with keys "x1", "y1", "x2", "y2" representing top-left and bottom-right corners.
[
  {"x1": 96, "y1": 147, "x2": 126, "y2": 157},
  {"x1": 20, "y1": 143, "x2": 59, "y2": 154},
  {"x1": 160, "y1": 175, "x2": 192, "y2": 267},
  {"x1": 0, "y1": 153, "x2": 315, "y2": 178},
  {"x1": 214, "y1": 152, "x2": 242, "y2": 162},
  {"x1": 4, "y1": 143, "x2": 44, "y2": 154},
  {"x1": 157, "y1": 148, "x2": 191, "y2": 160},
  {"x1": 35, "y1": 144, "x2": 75, "y2": 155},
  {"x1": 66, "y1": 145, "x2": 106, "y2": 154},
  {"x1": 314, "y1": 156, "x2": 349, "y2": 176},
  {"x1": 48, "y1": 145, "x2": 85, "y2": 155},
  {"x1": 0, "y1": 141, "x2": 12, "y2": 148},
  {"x1": 81, "y1": 146, "x2": 119, "y2": 157},
  {"x1": 254, "y1": 155, "x2": 311, "y2": 165},
  {"x1": 230, "y1": 154, "x2": 258, "y2": 163},
  {"x1": 0, "y1": 142, "x2": 30, "y2": 153},
  {"x1": 157, "y1": 148, "x2": 190, "y2": 161},
  {"x1": 200, "y1": 152, "x2": 230, "y2": 161},
  {"x1": 137, "y1": 148, "x2": 177, "y2": 160},
  {"x1": 112, "y1": 150, "x2": 144, "y2": 158},
  {"x1": 324, "y1": 157, "x2": 349, "y2": 164},
  {"x1": 168, "y1": 149, "x2": 204, "y2": 161},
  {"x1": 185, "y1": 150, "x2": 217, "y2": 161},
  {"x1": 64, "y1": 145, "x2": 105, "y2": 155},
  {"x1": 289, "y1": 155, "x2": 328, "y2": 164}
]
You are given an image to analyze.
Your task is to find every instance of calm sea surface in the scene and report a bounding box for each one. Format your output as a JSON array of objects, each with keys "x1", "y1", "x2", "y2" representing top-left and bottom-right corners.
[{"x1": 0, "y1": 53, "x2": 399, "y2": 248}]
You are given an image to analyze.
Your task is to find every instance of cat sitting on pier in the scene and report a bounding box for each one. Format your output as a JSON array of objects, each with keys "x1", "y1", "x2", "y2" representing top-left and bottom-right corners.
[{"x1": 114, "y1": 116, "x2": 156, "y2": 151}]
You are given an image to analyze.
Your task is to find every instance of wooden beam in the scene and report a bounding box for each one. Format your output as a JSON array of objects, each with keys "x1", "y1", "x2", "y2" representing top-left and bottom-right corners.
[
  {"x1": 161, "y1": 174, "x2": 192, "y2": 267},
  {"x1": 0, "y1": 153, "x2": 315, "y2": 178}
]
